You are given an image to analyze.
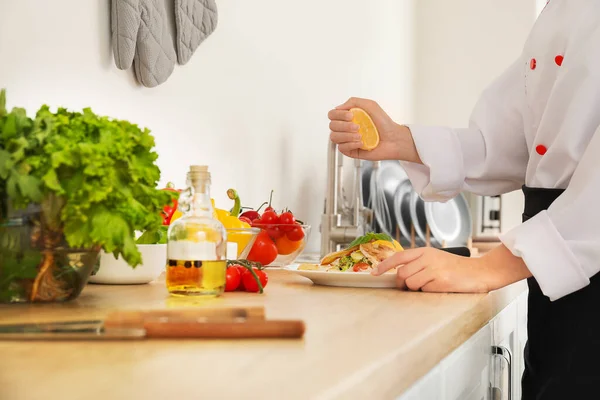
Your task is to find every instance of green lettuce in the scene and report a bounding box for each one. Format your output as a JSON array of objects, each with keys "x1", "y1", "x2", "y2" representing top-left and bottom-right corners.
[
  {"x1": 0, "y1": 89, "x2": 176, "y2": 267},
  {"x1": 347, "y1": 232, "x2": 393, "y2": 248}
]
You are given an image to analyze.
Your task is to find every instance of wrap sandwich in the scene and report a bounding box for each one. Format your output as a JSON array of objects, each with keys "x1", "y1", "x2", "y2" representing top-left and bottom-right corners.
[{"x1": 299, "y1": 233, "x2": 403, "y2": 273}]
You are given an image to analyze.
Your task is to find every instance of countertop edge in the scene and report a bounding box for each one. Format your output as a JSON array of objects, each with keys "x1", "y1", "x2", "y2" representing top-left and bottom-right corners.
[{"x1": 318, "y1": 281, "x2": 527, "y2": 400}]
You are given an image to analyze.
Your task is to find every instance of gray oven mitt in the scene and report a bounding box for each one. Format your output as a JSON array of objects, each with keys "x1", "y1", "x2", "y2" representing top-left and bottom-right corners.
[
  {"x1": 112, "y1": 0, "x2": 177, "y2": 87},
  {"x1": 174, "y1": 0, "x2": 218, "y2": 65}
]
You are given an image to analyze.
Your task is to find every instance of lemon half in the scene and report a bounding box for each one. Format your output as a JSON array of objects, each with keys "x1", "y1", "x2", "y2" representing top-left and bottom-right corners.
[{"x1": 350, "y1": 108, "x2": 380, "y2": 151}]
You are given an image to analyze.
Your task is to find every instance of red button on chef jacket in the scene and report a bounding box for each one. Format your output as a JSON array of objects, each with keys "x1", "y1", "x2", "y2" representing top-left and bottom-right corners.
[{"x1": 536, "y1": 145, "x2": 548, "y2": 155}]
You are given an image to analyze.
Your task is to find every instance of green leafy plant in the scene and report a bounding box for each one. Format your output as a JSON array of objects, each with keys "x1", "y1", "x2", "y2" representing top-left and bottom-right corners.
[
  {"x1": 136, "y1": 225, "x2": 169, "y2": 245},
  {"x1": 0, "y1": 88, "x2": 176, "y2": 267}
]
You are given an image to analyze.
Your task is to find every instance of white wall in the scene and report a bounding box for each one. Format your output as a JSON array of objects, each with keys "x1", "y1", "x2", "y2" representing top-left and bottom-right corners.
[
  {"x1": 0, "y1": 0, "x2": 415, "y2": 252},
  {"x1": 413, "y1": 0, "x2": 538, "y2": 234}
]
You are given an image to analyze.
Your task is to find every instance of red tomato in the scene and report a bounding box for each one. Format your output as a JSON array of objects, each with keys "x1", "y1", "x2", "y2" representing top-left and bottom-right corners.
[
  {"x1": 240, "y1": 210, "x2": 260, "y2": 221},
  {"x1": 261, "y1": 210, "x2": 279, "y2": 225},
  {"x1": 225, "y1": 267, "x2": 241, "y2": 291},
  {"x1": 247, "y1": 231, "x2": 278, "y2": 266},
  {"x1": 235, "y1": 265, "x2": 247, "y2": 290},
  {"x1": 353, "y1": 262, "x2": 370, "y2": 272},
  {"x1": 239, "y1": 216, "x2": 252, "y2": 225},
  {"x1": 278, "y1": 212, "x2": 296, "y2": 232},
  {"x1": 275, "y1": 235, "x2": 303, "y2": 255},
  {"x1": 286, "y1": 225, "x2": 305, "y2": 241},
  {"x1": 267, "y1": 226, "x2": 284, "y2": 240},
  {"x1": 251, "y1": 218, "x2": 263, "y2": 227},
  {"x1": 242, "y1": 268, "x2": 269, "y2": 293}
]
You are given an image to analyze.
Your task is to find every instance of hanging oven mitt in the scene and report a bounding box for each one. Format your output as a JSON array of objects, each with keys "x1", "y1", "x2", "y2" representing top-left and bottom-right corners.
[
  {"x1": 174, "y1": 0, "x2": 218, "y2": 65},
  {"x1": 111, "y1": 0, "x2": 177, "y2": 87}
]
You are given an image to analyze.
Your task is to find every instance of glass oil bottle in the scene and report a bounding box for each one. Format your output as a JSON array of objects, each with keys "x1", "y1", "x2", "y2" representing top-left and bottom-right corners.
[{"x1": 166, "y1": 165, "x2": 227, "y2": 296}]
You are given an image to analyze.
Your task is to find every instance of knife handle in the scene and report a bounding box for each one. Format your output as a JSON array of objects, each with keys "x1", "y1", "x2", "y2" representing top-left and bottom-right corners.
[
  {"x1": 104, "y1": 307, "x2": 266, "y2": 329},
  {"x1": 440, "y1": 247, "x2": 471, "y2": 257},
  {"x1": 143, "y1": 320, "x2": 306, "y2": 339}
]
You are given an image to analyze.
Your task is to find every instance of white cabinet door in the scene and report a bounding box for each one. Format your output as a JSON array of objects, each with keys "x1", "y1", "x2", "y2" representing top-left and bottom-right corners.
[
  {"x1": 515, "y1": 290, "x2": 529, "y2": 400},
  {"x1": 399, "y1": 324, "x2": 492, "y2": 400},
  {"x1": 398, "y1": 365, "x2": 443, "y2": 400},
  {"x1": 490, "y1": 299, "x2": 520, "y2": 400},
  {"x1": 442, "y1": 323, "x2": 492, "y2": 400},
  {"x1": 399, "y1": 294, "x2": 527, "y2": 400}
]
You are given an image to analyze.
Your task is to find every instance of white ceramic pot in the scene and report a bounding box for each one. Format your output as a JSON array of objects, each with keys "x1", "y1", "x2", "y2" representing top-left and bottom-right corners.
[{"x1": 88, "y1": 244, "x2": 166, "y2": 285}]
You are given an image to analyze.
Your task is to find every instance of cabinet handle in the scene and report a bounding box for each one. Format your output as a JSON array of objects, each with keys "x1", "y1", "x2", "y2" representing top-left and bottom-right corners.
[{"x1": 491, "y1": 345, "x2": 512, "y2": 400}]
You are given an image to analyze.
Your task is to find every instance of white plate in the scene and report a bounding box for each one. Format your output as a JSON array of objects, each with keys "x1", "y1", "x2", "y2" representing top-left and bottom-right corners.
[
  {"x1": 284, "y1": 264, "x2": 397, "y2": 288},
  {"x1": 369, "y1": 161, "x2": 408, "y2": 237},
  {"x1": 409, "y1": 191, "x2": 430, "y2": 245},
  {"x1": 424, "y1": 193, "x2": 473, "y2": 247},
  {"x1": 393, "y1": 180, "x2": 420, "y2": 246}
]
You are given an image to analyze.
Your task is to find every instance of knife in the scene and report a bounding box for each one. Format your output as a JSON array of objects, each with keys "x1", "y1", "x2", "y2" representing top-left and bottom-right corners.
[
  {"x1": 440, "y1": 247, "x2": 471, "y2": 257},
  {"x1": 0, "y1": 308, "x2": 305, "y2": 340}
]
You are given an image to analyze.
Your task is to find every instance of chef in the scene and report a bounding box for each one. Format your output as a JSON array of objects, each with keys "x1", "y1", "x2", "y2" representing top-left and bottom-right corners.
[{"x1": 328, "y1": 1, "x2": 600, "y2": 398}]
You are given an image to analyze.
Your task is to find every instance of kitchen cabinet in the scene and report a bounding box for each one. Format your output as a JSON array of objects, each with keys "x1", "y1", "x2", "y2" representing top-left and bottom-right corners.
[
  {"x1": 400, "y1": 365, "x2": 443, "y2": 400},
  {"x1": 399, "y1": 291, "x2": 528, "y2": 400}
]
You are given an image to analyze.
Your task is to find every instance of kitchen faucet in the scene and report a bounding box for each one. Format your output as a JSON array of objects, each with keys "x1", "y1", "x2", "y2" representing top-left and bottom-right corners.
[{"x1": 320, "y1": 141, "x2": 373, "y2": 257}]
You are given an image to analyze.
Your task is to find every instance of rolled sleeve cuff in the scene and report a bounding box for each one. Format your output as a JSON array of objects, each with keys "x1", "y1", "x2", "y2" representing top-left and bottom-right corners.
[
  {"x1": 500, "y1": 210, "x2": 590, "y2": 301},
  {"x1": 400, "y1": 125, "x2": 466, "y2": 202}
]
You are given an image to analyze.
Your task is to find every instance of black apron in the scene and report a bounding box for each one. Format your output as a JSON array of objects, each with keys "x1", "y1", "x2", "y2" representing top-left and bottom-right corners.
[{"x1": 521, "y1": 186, "x2": 600, "y2": 399}]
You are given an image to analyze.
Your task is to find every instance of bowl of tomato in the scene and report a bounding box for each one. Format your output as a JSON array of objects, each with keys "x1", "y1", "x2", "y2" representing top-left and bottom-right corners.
[
  {"x1": 225, "y1": 227, "x2": 261, "y2": 259},
  {"x1": 247, "y1": 223, "x2": 311, "y2": 267}
]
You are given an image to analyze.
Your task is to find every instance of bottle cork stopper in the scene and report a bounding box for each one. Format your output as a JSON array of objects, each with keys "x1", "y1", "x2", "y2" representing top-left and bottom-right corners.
[
  {"x1": 190, "y1": 165, "x2": 208, "y2": 173},
  {"x1": 188, "y1": 165, "x2": 211, "y2": 190}
]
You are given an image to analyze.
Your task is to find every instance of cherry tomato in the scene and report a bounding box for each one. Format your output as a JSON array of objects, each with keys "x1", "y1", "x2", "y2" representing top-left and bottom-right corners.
[
  {"x1": 242, "y1": 268, "x2": 269, "y2": 293},
  {"x1": 352, "y1": 262, "x2": 370, "y2": 272},
  {"x1": 267, "y1": 226, "x2": 284, "y2": 240},
  {"x1": 251, "y1": 218, "x2": 263, "y2": 227},
  {"x1": 247, "y1": 230, "x2": 278, "y2": 266},
  {"x1": 240, "y1": 210, "x2": 260, "y2": 221},
  {"x1": 225, "y1": 267, "x2": 241, "y2": 291},
  {"x1": 275, "y1": 235, "x2": 303, "y2": 255},
  {"x1": 278, "y1": 212, "x2": 296, "y2": 232},
  {"x1": 235, "y1": 265, "x2": 247, "y2": 290},
  {"x1": 261, "y1": 210, "x2": 279, "y2": 225},
  {"x1": 286, "y1": 225, "x2": 305, "y2": 241},
  {"x1": 239, "y1": 216, "x2": 252, "y2": 225}
]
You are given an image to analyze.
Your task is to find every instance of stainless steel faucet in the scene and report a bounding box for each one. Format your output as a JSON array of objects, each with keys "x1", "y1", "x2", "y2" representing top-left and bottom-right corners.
[{"x1": 320, "y1": 141, "x2": 373, "y2": 257}]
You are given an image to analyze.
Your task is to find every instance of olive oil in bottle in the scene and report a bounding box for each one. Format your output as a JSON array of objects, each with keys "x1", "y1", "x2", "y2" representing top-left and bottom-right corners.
[{"x1": 166, "y1": 165, "x2": 227, "y2": 296}]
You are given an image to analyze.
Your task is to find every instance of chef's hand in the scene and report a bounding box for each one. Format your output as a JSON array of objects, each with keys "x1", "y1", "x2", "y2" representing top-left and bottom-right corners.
[
  {"x1": 371, "y1": 245, "x2": 532, "y2": 293},
  {"x1": 371, "y1": 247, "x2": 489, "y2": 292},
  {"x1": 328, "y1": 97, "x2": 422, "y2": 163}
]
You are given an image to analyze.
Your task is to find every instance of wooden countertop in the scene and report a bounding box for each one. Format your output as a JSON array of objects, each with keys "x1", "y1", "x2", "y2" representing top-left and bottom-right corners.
[{"x1": 0, "y1": 270, "x2": 526, "y2": 400}]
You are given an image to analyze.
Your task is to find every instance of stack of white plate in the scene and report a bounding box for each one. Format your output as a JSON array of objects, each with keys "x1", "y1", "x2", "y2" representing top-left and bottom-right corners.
[{"x1": 362, "y1": 161, "x2": 472, "y2": 248}]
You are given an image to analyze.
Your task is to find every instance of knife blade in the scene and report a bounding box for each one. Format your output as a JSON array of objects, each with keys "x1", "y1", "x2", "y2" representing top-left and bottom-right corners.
[{"x1": 0, "y1": 308, "x2": 305, "y2": 340}]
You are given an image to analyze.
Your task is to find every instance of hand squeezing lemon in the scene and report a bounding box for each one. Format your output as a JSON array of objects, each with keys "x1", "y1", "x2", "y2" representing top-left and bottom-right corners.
[
  {"x1": 329, "y1": 98, "x2": 417, "y2": 161},
  {"x1": 350, "y1": 108, "x2": 380, "y2": 151}
]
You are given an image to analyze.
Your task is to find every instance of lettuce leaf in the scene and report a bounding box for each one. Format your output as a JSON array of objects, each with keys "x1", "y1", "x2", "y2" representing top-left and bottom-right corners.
[
  {"x1": 0, "y1": 89, "x2": 175, "y2": 267},
  {"x1": 348, "y1": 232, "x2": 393, "y2": 248},
  {"x1": 136, "y1": 226, "x2": 168, "y2": 245}
]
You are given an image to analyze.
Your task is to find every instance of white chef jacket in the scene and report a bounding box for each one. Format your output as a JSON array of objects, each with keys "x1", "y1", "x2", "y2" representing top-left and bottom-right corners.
[{"x1": 401, "y1": 0, "x2": 600, "y2": 301}]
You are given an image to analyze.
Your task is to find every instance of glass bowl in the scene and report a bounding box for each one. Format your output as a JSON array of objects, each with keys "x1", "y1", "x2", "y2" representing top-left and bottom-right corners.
[
  {"x1": 0, "y1": 214, "x2": 99, "y2": 303},
  {"x1": 226, "y1": 227, "x2": 261, "y2": 259},
  {"x1": 250, "y1": 224, "x2": 311, "y2": 267}
]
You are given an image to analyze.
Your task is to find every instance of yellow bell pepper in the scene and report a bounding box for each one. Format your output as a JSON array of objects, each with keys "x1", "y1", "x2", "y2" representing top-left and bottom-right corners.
[
  {"x1": 211, "y1": 197, "x2": 252, "y2": 257},
  {"x1": 170, "y1": 209, "x2": 183, "y2": 223}
]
